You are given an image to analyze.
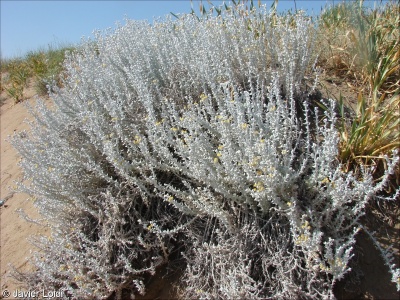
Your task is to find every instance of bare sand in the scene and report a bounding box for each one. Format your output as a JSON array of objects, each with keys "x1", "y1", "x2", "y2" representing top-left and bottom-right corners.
[{"x1": 0, "y1": 84, "x2": 51, "y2": 293}]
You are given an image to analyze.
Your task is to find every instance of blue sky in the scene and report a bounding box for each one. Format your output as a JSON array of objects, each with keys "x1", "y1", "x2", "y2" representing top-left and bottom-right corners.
[{"x1": 0, "y1": 0, "x2": 388, "y2": 59}]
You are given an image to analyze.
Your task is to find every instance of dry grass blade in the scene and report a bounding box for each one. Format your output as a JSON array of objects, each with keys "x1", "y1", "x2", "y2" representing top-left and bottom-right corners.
[{"x1": 339, "y1": 92, "x2": 400, "y2": 174}]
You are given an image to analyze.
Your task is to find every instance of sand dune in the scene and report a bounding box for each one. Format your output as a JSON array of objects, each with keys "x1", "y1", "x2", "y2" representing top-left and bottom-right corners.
[{"x1": 0, "y1": 85, "x2": 50, "y2": 293}]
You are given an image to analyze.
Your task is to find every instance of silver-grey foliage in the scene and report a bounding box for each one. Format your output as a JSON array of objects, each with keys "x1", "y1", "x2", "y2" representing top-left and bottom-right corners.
[{"x1": 11, "y1": 6, "x2": 399, "y2": 299}]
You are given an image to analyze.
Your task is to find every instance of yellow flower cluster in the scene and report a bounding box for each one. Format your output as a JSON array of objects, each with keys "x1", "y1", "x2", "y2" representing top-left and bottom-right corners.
[
  {"x1": 215, "y1": 114, "x2": 232, "y2": 123},
  {"x1": 320, "y1": 257, "x2": 345, "y2": 272},
  {"x1": 319, "y1": 263, "x2": 329, "y2": 271},
  {"x1": 249, "y1": 156, "x2": 261, "y2": 167},
  {"x1": 155, "y1": 118, "x2": 164, "y2": 126},
  {"x1": 321, "y1": 177, "x2": 330, "y2": 184},
  {"x1": 295, "y1": 233, "x2": 309, "y2": 245},
  {"x1": 329, "y1": 257, "x2": 344, "y2": 268},
  {"x1": 199, "y1": 93, "x2": 208, "y2": 102},
  {"x1": 133, "y1": 135, "x2": 141, "y2": 145},
  {"x1": 253, "y1": 181, "x2": 264, "y2": 192},
  {"x1": 301, "y1": 220, "x2": 311, "y2": 230},
  {"x1": 74, "y1": 275, "x2": 84, "y2": 282},
  {"x1": 321, "y1": 177, "x2": 336, "y2": 188},
  {"x1": 59, "y1": 264, "x2": 68, "y2": 272}
]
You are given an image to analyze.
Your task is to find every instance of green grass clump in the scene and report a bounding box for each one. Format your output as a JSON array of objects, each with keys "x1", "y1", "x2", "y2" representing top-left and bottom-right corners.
[
  {"x1": 1, "y1": 59, "x2": 30, "y2": 103},
  {"x1": 26, "y1": 45, "x2": 75, "y2": 96},
  {"x1": 1, "y1": 44, "x2": 75, "y2": 103}
]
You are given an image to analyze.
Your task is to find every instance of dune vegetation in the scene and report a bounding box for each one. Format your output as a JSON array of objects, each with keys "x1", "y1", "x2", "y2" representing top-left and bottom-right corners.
[{"x1": 2, "y1": 0, "x2": 399, "y2": 299}]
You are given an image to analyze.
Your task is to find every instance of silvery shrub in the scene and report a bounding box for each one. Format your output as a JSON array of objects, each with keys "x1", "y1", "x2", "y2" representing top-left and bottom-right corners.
[{"x1": 11, "y1": 5, "x2": 399, "y2": 299}]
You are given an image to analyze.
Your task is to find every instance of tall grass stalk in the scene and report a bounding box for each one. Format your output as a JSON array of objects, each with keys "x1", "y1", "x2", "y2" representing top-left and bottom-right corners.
[{"x1": 317, "y1": 1, "x2": 399, "y2": 179}]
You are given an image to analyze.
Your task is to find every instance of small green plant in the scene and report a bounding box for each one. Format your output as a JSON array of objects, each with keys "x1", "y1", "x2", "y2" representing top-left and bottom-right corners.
[
  {"x1": 4, "y1": 84, "x2": 24, "y2": 103},
  {"x1": 2, "y1": 60, "x2": 31, "y2": 103}
]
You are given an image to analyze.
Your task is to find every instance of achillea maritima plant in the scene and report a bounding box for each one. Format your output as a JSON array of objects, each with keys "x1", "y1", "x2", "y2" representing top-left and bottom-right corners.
[{"x1": 11, "y1": 5, "x2": 399, "y2": 299}]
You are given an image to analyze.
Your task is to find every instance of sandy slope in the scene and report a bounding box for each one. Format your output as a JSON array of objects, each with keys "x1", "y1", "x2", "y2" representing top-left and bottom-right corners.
[{"x1": 0, "y1": 85, "x2": 50, "y2": 294}]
